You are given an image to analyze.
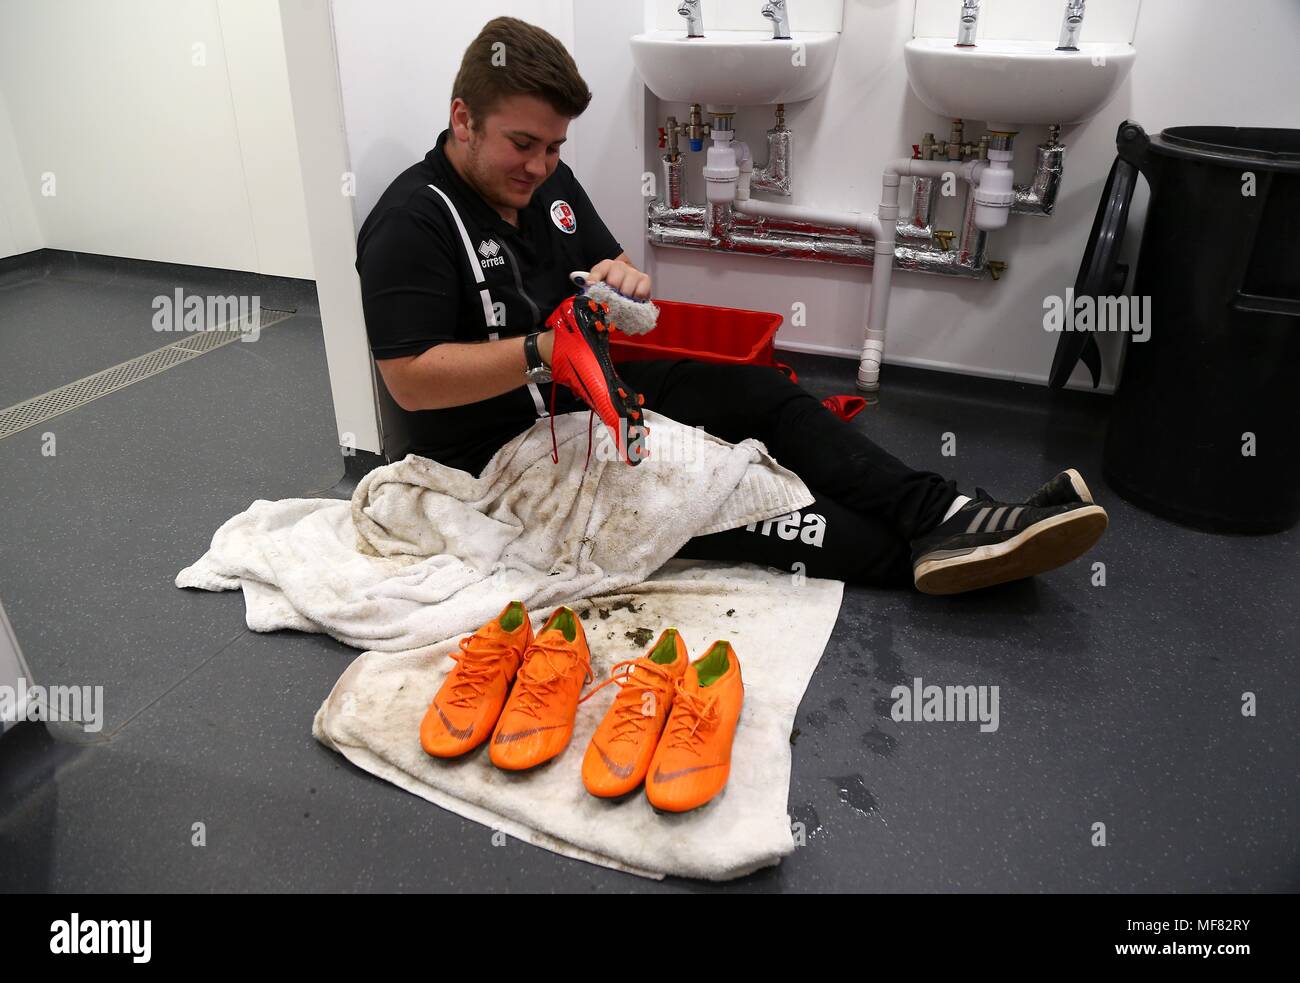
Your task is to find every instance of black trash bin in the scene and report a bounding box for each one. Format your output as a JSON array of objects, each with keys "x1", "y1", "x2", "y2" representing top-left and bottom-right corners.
[{"x1": 1052, "y1": 121, "x2": 1300, "y2": 534}]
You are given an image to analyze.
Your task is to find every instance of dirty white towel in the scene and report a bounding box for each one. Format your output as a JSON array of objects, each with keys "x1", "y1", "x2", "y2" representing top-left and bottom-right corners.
[
  {"x1": 313, "y1": 560, "x2": 843, "y2": 880},
  {"x1": 176, "y1": 410, "x2": 814, "y2": 651},
  {"x1": 176, "y1": 409, "x2": 844, "y2": 879}
]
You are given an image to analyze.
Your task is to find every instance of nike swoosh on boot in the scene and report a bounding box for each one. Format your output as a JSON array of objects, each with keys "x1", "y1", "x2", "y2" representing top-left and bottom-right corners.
[
  {"x1": 596, "y1": 743, "x2": 635, "y2": 779},
  {"x1": 652, "y1": 763, "x2": 725, "y2": 783},
  {"x1": 494, "y1": 723, "x2": 566, "y2": 744},
  {"x1": 436, "y1": 703, "x2": 474, "y2": 741}
]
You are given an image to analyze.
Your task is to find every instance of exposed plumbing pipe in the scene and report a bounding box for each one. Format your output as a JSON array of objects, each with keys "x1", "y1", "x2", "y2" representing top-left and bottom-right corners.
[
  {"x1": 702, "y1": 122, "x2": 740, "y2": 204},
  {"x1": 734, "y1": 198, "x2": 886, "y2": 241},
  {"x1": 860, "y1": 172, "x2": 900, "y2": 391},
  {"x1": 751, "y1": 122, "x2": 792, "y2": 195},
  {"x1": 661, "y1": 153, "x2": 687, "y2": 209},
  {"x1": 647, "y1": 118, "x2": 1069, "y2": 391},
  {"x1": 650, "y1": 145, "x2": 1048, "y2": 273},
  {"x1": 897, "y1": 172, "x2": 940, "y2": 243},
  {"x1": 956, "y1": 184, "x2": 989, "y2": 269},
  {"x1": 646, "y1": 200, "x2": 995, "y2": 279},
  {"x1": 1011, "y1": 128, "x2": 1065, "y2": 216},
  {"x1": 716, "y1": 153, "x2": 995, "y2": 391},
  {"x1": 734, "y1": 139, "x2": 753, "y2": 199},
  {"x1": 972, "y1": 148, "x2": 1014, "y2": 229},
  {"x1": 855, "y1": 156, "x2": 991, "y2": 390}
]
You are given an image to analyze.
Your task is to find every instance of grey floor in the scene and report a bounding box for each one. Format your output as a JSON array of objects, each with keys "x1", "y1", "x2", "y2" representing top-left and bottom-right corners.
[{"x1": 1, "y1": 253, "x2": 1296, "y2": 893}]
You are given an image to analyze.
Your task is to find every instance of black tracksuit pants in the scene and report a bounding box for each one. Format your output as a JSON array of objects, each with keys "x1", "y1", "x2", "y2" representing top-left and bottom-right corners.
[{"x1": 615, "y1": 359, "x2": 959, "y2": 588}]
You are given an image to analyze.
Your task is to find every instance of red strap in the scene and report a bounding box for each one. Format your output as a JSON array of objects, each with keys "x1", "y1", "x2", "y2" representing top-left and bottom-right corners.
[
  {"x1": 549, "y1": 384, "x2": 560, "y2": 463},
  {"x1": 547, "y1": 382, "x2": 597, "y2": 470}
]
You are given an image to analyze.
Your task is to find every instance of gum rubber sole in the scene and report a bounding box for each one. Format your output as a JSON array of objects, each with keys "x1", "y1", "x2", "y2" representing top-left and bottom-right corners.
[
  {"x1": 1063, "y1": 467, "x2": 1094, "y2": 504},
  {"x1": 914, "y1": 505, "x2": 1109, "y2": 595}
]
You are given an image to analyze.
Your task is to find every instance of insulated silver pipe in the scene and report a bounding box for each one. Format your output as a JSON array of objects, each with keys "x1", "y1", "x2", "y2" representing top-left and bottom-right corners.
[
  {"x1": 647, "y1": 202, "x2": 989, "y2": 279},
  {"x1": 896, "y1": 174, "x2": 940, "y2": 244},
  {"x1": 661, "y1": 154, "x2": 686, "y2": 209},
  {"x1": 706, "y1": 200, "x2": 733, "y2": 242},
  {"x1": 654, "y1": 184, "x2": 945, "y2": 245},
  {"x1": 956, "y1": 185, "x2": 988, "y2": 268},
  {"x1": 751, "y1": 125, "x2": 792, "y2": 196},
  {"x1": 1011, "y1": 130, "x2": 1065, "y2": 216},
  {"x1": 643, "y1": 113, "x2": 1068, "y2": 282}
]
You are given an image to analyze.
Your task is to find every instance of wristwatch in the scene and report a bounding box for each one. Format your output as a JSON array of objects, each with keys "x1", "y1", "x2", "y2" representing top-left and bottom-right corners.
[{"x1": 523, "y1": 331, "x2": 552, "y2": 384}]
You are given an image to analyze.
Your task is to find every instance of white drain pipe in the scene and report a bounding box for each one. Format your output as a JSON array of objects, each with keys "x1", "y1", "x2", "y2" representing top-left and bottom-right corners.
[
  {"x1": 858, "y1": 157, "x2": 990, "y2": 391},
  {"x1": 859, "y1": 172, "x2": 899, "y2": 392}
]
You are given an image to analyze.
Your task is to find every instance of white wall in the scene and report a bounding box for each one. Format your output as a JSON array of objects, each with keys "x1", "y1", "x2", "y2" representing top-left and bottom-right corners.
[
  {"x1": 571, "y1": 1, "x2": 650, "y2": 271},
  {"x1": 0, "y1": 82, "x2": 41, "y2": 260},
  {"x1": 333, "y1": 0, "x2": 576, "y2": 230},
  {"x1": 0, "y1": 0, "x2": 312, "y2": 278},
  {"x1": 329, "y1": 0, "x2": 647, "y2": 271},
  {"x1": 607, "y1": 0, "x2": 1300, "y2": 390}
]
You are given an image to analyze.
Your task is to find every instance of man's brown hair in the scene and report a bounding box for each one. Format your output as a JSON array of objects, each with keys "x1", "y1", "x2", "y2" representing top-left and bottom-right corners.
[{"x1": 451, "y1": 17, "x2": 592, "y2": 126}]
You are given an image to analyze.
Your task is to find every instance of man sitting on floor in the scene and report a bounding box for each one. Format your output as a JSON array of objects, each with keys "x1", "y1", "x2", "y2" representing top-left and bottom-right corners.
[{"x1": 355, "y1": 16, "x2": 1107, "y2": 595}]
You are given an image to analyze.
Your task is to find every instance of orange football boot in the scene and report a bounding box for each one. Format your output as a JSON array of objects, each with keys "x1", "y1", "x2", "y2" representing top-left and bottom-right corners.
[
  {"x1": 645, "y1": 640, "x2": 744, "y2": 813},
  {"x1": 581, "y1": 627, "x2": 689, "y2": 798},
  {"x1": 420, "y1": 600, "x2": 533, "y2": 758},
  {"x1": 489, "y1": 606, "x2": 594, "y2": 770}
]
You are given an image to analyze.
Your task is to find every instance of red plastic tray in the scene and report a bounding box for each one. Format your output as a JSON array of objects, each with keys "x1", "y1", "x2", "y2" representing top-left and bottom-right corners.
[{"x1": 608, "y1": 299, "x2": 783, "y2": 367}]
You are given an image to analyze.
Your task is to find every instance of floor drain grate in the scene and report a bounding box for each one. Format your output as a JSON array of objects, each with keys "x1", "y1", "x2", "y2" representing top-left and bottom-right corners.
[{"x1": 0, "y1": 308, "x2": 294, "y2": 441}]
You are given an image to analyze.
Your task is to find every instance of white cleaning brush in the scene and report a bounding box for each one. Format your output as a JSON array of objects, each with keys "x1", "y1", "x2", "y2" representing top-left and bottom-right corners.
[{"x1": 569, "y1": 270, "x2": 659, "y2": 336}]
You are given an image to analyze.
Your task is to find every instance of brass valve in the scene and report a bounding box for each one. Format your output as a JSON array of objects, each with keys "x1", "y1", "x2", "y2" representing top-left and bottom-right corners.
[
  {"x1": 933, "y1": 229, "x2": 956, "y2": 252},
  {"x1": 987, "y1": 260, "x2": 1008, "y2": 280}
]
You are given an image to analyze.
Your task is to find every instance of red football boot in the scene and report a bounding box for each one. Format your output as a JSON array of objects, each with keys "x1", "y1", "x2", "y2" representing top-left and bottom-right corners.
[{"x1": 544, "y1": 294, "x2": 648, "y2": 466}]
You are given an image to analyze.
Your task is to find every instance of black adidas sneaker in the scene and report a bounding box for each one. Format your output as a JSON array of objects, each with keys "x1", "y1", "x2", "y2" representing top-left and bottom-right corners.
[
  {"x1": 910, "y1": 488, "x2": 1108, "y2": 595},
  {"x1": 1025, "y1": 468, "x2": 1094, "y2": 508}
]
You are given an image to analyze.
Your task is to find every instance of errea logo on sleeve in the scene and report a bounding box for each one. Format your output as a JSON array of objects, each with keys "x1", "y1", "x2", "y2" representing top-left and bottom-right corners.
[{"x1": 477, "y1": 239, "x2": 504, "y2": 268}]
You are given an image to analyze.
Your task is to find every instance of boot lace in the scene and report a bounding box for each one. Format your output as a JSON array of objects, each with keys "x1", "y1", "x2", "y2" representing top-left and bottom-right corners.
[
  {"x1": 444, "y1": 634, "x2": 515, "y2": 709},
  {"x1": 579, "y1": 658, "x2": 677, "y2": 744},
  {"x1": 508, "y1": 637, "x2": 593, "y2": 721}
]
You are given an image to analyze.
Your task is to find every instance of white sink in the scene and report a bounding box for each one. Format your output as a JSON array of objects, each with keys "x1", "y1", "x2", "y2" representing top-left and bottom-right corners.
[
  {"x1": 904, "y1": 37, "x2": 1136, "y2": 129},
  {"x1": 630, "y1": 30, "x2": 839, "y2": 106}
]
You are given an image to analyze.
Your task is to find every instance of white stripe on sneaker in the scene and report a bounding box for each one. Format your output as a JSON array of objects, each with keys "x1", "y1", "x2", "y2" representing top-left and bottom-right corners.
[{"x1": 943, "y1": 494, "x2": 972, "y2": 523}]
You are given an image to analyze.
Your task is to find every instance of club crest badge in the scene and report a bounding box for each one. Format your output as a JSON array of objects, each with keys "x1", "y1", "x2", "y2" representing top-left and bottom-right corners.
[{"x1": 550, "y1": 199, "x2": 578, "y2": 234}]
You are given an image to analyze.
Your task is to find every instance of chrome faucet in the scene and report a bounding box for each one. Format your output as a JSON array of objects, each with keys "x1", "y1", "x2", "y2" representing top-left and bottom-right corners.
[
  {"x1": 1056, "y1": 0, "x2": 1086, "y2": 50},
  {"x1": 762, "y1": 0, "x2": 791, "y2": 40},
  {"x1": 956, "y1": 0, "x2": 981, "y2": 47},
  {"x1": 678, "y1": 0, "x2": 703, "y2": 38}
]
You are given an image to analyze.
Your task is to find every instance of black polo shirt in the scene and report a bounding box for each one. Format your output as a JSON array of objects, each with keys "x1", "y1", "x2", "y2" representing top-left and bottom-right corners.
[{"x1": 355, "y1": 128, "x2": 624, "y2": 472}]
